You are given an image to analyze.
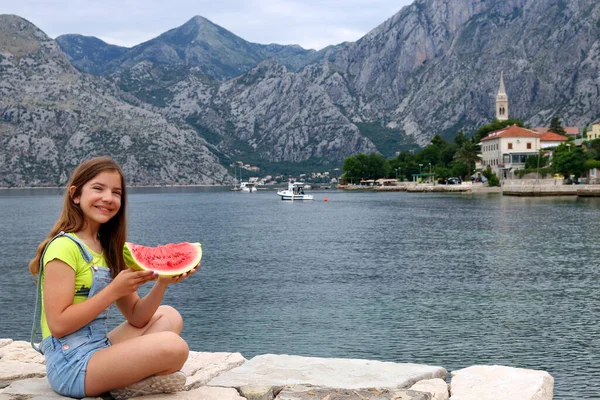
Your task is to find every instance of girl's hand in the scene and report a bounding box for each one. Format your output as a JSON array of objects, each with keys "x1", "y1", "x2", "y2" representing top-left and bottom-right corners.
[
  {"x1": 110, "y1": 269, "x2": 157, "y2": 298},
  {"x1": 157, "y1": 263, "x2": 200, "y2": 286}
]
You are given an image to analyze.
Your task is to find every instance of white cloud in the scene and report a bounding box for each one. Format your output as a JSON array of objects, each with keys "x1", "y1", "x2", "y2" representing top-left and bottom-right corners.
[{"x1": 0, "y1": 0, "x2": 413, "y2": 50}]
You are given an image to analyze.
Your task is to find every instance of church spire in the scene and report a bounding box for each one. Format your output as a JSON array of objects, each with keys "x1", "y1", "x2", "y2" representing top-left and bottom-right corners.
[{"x1": 496, "y1": 71, "x2": 509, "y2": 121}]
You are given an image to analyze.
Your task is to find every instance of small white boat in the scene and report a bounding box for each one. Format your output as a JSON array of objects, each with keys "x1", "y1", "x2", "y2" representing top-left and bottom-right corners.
[
  {"x1": 239, "y1": 182, "x2": 257, "y2": 193},
  {"x1": 277, "y1": 182, "x2": 313, "y2": 201}
]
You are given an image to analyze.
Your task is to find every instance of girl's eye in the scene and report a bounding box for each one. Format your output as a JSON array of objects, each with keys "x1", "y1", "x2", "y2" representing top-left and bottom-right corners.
[
  {"x1": 113, "y1": 191, "x2": 122, "y2": 196},
  {"x1": 93, "y1": 186, "x2": 102, "y2": 191}
]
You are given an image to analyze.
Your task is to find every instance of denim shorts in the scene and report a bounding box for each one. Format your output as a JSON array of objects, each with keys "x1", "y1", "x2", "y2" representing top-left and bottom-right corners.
[{"x1": 40, "y1": 324, "x2": 111, "y2": 399}]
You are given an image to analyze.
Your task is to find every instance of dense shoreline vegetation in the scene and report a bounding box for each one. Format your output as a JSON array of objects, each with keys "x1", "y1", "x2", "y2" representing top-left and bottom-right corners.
[{"x1": 342, "y1": 118, "x2": 600, "y2": 185}]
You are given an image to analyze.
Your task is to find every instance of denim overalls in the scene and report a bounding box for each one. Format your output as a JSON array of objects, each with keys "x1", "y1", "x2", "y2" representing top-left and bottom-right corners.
[{"x1": 31, "y1": 231, "x2": 113, "y2": 399}]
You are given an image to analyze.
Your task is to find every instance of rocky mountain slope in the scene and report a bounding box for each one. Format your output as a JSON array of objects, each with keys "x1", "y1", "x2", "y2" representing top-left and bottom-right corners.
[
  {"x1": 4, "y1": 0, "x2": 600, "y2": 186},
  {"x1": 317, "y1": 0, "x2": 600, "y2": 144},
  {"x1": 0, "y1": 15, "x2": 231, "y2": 187},
  {"x1": 62, "y1": 0, "x2": 600, "y2": 158}
]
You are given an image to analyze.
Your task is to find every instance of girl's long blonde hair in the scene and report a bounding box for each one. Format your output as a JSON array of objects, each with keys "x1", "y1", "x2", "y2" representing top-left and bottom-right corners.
[{"x1": 29, "y1": 157, "x2": 127, "y2": 278}]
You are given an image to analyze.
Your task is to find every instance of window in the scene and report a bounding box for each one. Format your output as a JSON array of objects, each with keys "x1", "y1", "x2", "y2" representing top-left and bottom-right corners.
[
  {"x1": 527, "y1": 142, "x2": 532, "y2": 149},
  {"x1": 508, "y1": 143, "x2": 513, "y2": 150}
]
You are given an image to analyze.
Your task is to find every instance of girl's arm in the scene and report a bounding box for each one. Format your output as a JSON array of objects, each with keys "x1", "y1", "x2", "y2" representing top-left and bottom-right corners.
[
  {"x1": 115, "y1": 280, "x2": 168, "y2": 328},
  {"x1": 44, "y1": 261, "x2": 156, "y2": 338},
  {"x1": 44, "y1": 260, "x2": 120, "y2": 338}
]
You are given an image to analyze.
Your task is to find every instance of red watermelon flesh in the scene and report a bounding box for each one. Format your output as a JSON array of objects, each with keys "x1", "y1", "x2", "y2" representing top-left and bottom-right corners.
[{"x1": 123, "y1": 242, "x2": 202, "y2": 277}]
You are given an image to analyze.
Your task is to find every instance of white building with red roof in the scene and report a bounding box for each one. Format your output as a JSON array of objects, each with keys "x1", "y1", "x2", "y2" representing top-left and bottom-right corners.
[
  {"x1": 539, "y1": 131, "x2": 569, "y2": 148},
  {"x1": 479, "y1": 125, "x2": 568, "y2": 177},
  {"x1": 480, "y1": 125, "x2": 539, "y2": 177}
]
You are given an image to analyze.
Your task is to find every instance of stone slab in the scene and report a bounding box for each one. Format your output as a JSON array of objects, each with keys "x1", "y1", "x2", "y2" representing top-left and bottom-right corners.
[
  {"x1": 410, "y1": 379, "x2": 449, "y2": 400},
  {"x1": 450, "y1": 365, "x2": 553, "y2": 400},
  {"x1": 141, "y1": 386, "x2": 246, "y2": 399},
  {"x1": 0, "y1": 377, "x2": 84, "y2": 399},
  {"x1": 0, "y1": 340, "x2": 45, "y2": 364},
  {"x1": 208, "y1": 354, "x2": 447, "y2": 390},
  {"x1": 275, "y1": 385, "x2": 431, "y2": 399},
  {"x1": 0, "y1": 359, "x2": 46, "y2": 384},
  {"x1": 239, "y1": 385, "x2": 277, "y2": 400},
  {"x1": 0, "y1": 340, "x2": 12, "y2": 350},
  {"x1": 181, "y1": 351, "x2": 247, "y2": 390}
]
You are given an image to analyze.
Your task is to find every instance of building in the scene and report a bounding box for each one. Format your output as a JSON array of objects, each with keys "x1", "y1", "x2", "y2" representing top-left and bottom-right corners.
[
  {"x1": 532, "y1": 126, "x2": 580, "y2": 138},
  {"x1": 539, "y1": 131, "x2": 568, "y2": 149},
  {"x1": 480, "y1": 125, "x2": 540, "y2": 177},
  {"x1": 478, "y1": 73, "x2": 569, "y2": 178},
  {"x1": 589, "y1": 120, "x2": 600, "y2": 140},
  {"x1": 496, "y1": 72, "x2": 509, "y2": 121}
]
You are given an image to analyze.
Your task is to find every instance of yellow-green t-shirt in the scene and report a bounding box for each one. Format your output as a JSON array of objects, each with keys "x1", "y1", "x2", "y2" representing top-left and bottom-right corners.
[{"x1": 40, "y1": 234, "x2": 108, "y2": 339}]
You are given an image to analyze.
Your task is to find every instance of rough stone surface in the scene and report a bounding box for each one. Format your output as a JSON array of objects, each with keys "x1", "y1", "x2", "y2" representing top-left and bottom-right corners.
[
  {"x1": 208, "y1": 354, "x2": 447, "y2": 390},
  {"x1": 410, "y1": 379, "x2": 449, "y2": 400},
  {"x1": 0, "y1": 340, "x2": 12, "y2": 349},
  {"x1": 0, "y1": 377, "x2": 101, "y2": 399},
  {"x1": 140, "y1": 386, "x2": 245, "y2": 399},
  {"x1": 239, "y1": 385, "x2": 278, "y2": 400},
  {"x1": 275, "y1": 385, "x2": 431, "y2": 400},
  {"x1": 450, "y1": 365, "x2": 554, "y2": 400},
  {"x1": 0, "y1": 359, "x2": 46, "y2": 384},
  {"x1": 181, "y1": 351, "x2": 247, "y2": 390},
  {"x1": 0, "y1": 340, "x2": 45, "y2": 364}
]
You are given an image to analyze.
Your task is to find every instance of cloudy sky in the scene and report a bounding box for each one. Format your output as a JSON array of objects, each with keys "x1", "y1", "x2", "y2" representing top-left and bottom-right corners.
[{"x1": 1, "y1": 0, "x2": 414, "y2": 50}]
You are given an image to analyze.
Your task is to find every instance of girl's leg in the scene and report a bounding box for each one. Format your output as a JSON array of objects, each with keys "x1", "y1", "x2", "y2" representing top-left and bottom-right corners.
[
  {"x1": 84, "y1": 331, "x2": 189, "y2": 396},
  {"x1": 108, "y1": 305, "x2": 183, "y2": 344},
  {"x1": 84, "y1": 305, "x2": 188, "y2": 396}
]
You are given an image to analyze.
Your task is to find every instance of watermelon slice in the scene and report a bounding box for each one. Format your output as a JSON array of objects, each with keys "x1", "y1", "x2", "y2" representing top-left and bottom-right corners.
[{"x1": 123, "y1": 242, "x2": 202, "y2": 277}]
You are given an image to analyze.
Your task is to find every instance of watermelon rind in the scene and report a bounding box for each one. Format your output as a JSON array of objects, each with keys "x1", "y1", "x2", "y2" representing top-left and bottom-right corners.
[{"x1": 123, "y1": 242, "x2": 202, "y2": 278}]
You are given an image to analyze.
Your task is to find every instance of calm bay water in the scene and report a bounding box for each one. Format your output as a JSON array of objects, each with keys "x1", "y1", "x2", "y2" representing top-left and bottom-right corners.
[{"x1": 1, "y1": 187, "x2": 600, "y2": 398}]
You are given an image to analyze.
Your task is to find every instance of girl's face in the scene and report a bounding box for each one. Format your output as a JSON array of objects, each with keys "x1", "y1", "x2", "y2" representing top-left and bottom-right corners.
[{"x1": 72, "y1": 170, "x2": 123, "y2": 229}]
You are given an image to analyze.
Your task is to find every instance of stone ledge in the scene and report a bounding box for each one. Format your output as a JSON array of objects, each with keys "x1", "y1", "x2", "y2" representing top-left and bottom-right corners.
[
  {"x1": 0, "y1": 338, "x2": 553, "y2": 400},
  {"x1": 450, "y1": 365, "x2": 554, "y2": 400}
]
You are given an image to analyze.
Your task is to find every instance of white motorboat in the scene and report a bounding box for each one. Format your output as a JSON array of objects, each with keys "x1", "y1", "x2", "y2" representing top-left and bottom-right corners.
[
  {"x1": 239, "y1": 182, "x2": 257, "y2": 193},
  {"x1": 277, "y1": 182, "x2": 314, "y2": 200}
]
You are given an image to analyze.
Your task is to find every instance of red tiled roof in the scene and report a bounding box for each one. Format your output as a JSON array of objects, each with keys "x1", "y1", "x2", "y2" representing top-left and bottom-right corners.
[
  {"x1": 540, "y1": 132, "x2": 568, "y2": 141},
  {"x1": 480, "y1": 125, "x2": 539, "y2": 141},
  {"x1": 533, "y1": 126, "x2": 580, "y2": 135}
]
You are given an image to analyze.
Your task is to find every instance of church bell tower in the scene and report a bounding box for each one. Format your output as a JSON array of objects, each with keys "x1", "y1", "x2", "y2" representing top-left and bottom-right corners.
[{"x1": 496, "y1": 72, "x2": 509, "y2": 121}]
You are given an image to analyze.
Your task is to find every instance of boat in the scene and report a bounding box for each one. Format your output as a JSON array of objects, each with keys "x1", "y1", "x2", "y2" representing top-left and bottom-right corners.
[
  {"x1": 239, "y1": 182, "x2": 257, "y2": 193},
  {"x1": 277, "y1": 182, "x2": 314, "y2": 200}
]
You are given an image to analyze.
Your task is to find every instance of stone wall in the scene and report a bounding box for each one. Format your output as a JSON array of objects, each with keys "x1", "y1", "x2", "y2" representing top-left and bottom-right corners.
[{"x1": 0, "y1": 338, "x2": 553, "y2": 400}]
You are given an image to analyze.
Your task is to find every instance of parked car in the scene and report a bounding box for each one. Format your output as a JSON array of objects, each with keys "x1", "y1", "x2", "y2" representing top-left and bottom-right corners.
[{"x1": 447, "y1": 177, "x2": 462, "y2": 185}]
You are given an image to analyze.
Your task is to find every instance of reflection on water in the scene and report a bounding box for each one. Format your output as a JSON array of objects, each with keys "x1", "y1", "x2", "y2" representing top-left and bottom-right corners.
[{"x1": 1, "y1": 188, "x2": 599, "y2": 399}]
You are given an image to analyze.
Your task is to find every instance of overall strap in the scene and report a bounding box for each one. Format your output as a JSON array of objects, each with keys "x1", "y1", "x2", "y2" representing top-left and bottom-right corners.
[{"x1": 31, "y1": 231, "x2": 93, "y2": 354}]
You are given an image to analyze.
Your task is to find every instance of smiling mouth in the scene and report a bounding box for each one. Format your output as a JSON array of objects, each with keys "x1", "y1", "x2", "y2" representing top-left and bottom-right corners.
[{"x1": 95, "y1": 205, "x2": 113, "y2": 213}]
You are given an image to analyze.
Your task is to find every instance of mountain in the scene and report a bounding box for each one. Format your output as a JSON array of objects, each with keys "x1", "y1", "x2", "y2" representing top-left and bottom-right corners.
[
  {"x1": 164, "y1": 59, "x2": 378, "y2": 163},
  {"x1": 5, "y1": 0, "x2": 600, "y2": 186},
  {"x1": 315, "y1": 0, "x2": 600, "y2": 144},
  {"x1": 55, "y1": 34, "x2": 128, "y2": 75},
  {"x1": 57, "y1": 16, "x2": 321, "y2": 79},
  {"x1": 0, "y1": 15, "x2": 231, "y2": 187}
]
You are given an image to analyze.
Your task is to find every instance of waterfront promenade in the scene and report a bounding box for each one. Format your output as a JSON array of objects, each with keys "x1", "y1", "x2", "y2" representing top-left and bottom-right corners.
[
  {"x1": 0, "y1": 338, "x2": 554, "y2": 399},
  {"x1": 341, "y1": 180, "x2": 600, "y2": 197}
]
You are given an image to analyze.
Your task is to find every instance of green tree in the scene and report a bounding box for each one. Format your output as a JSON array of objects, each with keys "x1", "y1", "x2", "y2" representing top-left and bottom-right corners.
[
  {"x1": 524, "y1": 152, "x2": 549, "y2": 169},
  {"x1": 582, "y1": 126, "x2": 588, "y2": 139},
  {"x1": 454, "y1": 141, "x2": 481, "y2": 179},
  {"x1": 453, "y1": 130, "x2": 468, "y2": 147},
  {"x1": 549, "y1": 116, "x2": 566, "y2": 135},
  {"x1": 551, "y1": 144, "x2": 587, "y2": 181},
  {"x1": 342, "y1": 153, "x2": 390, "y2": 182}
]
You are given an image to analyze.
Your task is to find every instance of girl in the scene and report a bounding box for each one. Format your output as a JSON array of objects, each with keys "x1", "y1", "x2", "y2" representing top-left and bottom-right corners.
[{"x1": 29, "y1": 157, "x2": 197, "y2": 399}]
